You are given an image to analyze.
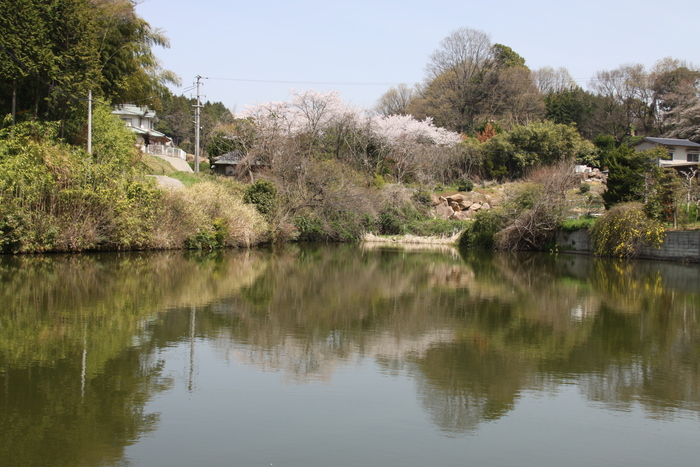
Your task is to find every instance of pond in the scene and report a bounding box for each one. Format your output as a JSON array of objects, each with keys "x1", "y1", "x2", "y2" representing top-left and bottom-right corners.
[{"x1": 1, "y1": 244, "x2": 699, "y2": 466}]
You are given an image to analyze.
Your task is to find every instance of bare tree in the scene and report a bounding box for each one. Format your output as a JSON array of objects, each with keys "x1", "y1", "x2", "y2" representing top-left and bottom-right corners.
[
  {"x1": 531, "y1": 66, "x2": 577, "y2": 95},
  {"x1": 588, "y1": 65, "x2": 641, "y2": 141},
  {"x1": 680, "y1": 167, "x2": 698, "y2": 213},
  {"x1": 426, "y1": 27, "x2": 493, "y2": 82},
  {"x1": 414, "y1": 28, "x2": 494, "y2": 132},
  {"x1": 375, "y1": 83, "x2": 418, "y2": 117},
  {"x1": 484, "y1": 66, "x2": 544, "y2": 128}
]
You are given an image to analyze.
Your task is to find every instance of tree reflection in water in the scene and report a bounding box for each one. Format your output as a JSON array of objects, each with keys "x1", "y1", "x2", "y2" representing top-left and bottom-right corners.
[{"x1": 0, "y1": 244, "x2": 699, "y2": 462}]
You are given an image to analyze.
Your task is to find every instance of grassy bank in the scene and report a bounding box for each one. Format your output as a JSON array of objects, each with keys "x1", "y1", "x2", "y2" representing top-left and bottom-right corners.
[{"x1": 0, "y1": 114, "x2": 268, "y2": 253}]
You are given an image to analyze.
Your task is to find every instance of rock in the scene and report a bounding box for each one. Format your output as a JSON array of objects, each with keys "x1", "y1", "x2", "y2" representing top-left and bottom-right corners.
[
  {"x1": 481, "y1": 202, "x2": 490, "y2": 210},
  {"x1": 451, "y1": 210, "x2": 473, "y2": 220},
  {"x1": 469, "y1": 202, "x2": 482, "y2": 211},
  {"x1": 436, "y1": 204, "x2": 455, "y2": 220},
  {"x1": 449, "y1": 201, "x2": 462, "y2": 211},
  {"x1": 446, "y1": 194, "x2": 465, "y2": 203}
]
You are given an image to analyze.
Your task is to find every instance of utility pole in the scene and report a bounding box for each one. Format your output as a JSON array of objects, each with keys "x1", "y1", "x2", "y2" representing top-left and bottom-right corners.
[
  {"x1": 194, "y1": 75, "x2": 203, "y2": 173},
  {"x1": 87, "y1": 89, "x2": 92, "y2": 154}
]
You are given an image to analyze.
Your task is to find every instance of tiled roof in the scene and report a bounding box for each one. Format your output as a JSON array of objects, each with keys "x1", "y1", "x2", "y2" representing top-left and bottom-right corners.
[
  {"x1": 636, "y1": 137, "x2": 700, "y2": 148},
  {"x1": 126, "y1": 126, "x2": 170, "y2": 142},
  {"x1": 213, "y1": 151, "x2": 267, "y2": 166},
  {"x1": 112, "y1": 104, "x2": 157, "y2": 119}
]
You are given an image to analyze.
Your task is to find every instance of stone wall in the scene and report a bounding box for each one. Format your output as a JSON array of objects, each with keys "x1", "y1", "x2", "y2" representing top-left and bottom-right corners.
[{"x1": 555, "y1": 229, "x2": 700, "y2": 262}]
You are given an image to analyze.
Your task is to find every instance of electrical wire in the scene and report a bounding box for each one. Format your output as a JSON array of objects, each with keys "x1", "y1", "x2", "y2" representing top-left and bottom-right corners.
[{"x1": 204, "y1": 77, "x2": 401, "y2": 86}]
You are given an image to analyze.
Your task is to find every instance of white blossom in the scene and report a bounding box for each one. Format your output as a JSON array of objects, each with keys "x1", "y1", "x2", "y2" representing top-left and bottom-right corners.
[
  {"x1": 239, "y1": 90, "x2": 460, "y2": 147},
  {"x1": 371, "y1": 114, "x2": 462, "y2": 147}
]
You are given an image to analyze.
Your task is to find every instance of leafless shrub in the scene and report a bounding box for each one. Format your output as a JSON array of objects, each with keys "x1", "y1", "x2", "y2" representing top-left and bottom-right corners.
[{"x1": 494, "y1": 160, "x2": 578, "y2": 251}]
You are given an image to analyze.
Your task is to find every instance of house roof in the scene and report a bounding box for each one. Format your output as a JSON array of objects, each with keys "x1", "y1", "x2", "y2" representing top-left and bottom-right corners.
[
  {"x1": 112, "y1": 104, "x2": 157, "y2": 119},
  {"x1": 128, "y1": 126, "x2": 171, "y2": 142},
  {"x1": 212, "y1": 151, "x2": 267, "y2": 166},
  {"x1": 634, "y1": 137, "x2": 700, "y2": 148}
]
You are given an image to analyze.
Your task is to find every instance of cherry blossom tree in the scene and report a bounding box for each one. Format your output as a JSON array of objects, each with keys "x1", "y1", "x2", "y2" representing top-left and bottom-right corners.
[
  {"x1": 370, "y1": 114, "x2": 461, "y2": 182},
  {"x1": 238, "y1": 90, "x2": 462, "y2": 184}
]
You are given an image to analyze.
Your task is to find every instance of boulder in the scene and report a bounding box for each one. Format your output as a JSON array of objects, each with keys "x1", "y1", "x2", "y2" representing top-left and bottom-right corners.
[
  {"x1": 436, "y1": 204, "x2": 455, "y2": 220},
  {"x1": 451, "y1": 210, "x2": 473, "y2": 220},
  {"x1": 469, "y1": 202, "x2": 482, "y2": 211},
  {"x1": 446, "y1": 194, "x2": 465, "y2": 203},
  {"x1": 449, "y1": 201, "x2": 462, "y2": 211},
  {"x1": 481, "y1": 202, "x2": 490, "y2": 210}
]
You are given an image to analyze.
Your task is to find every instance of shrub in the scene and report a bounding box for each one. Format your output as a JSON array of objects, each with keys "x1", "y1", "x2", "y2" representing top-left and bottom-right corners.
[
  {"x1": 294, "y1": 215, "x2": 324, "y2": 241},
  {"x1": 243, "y1": 179, "x2": 277, "y2": 215},
  {"x1": 589, "y1": 202, "x2": 665, "y2": 258},
  {"x1": 579, "y1": 182, "x2": 591, "y2": 194},
  {"x1": 378, "y1": 207, "x2": 407, "y2": 235},
  {"x1": 458, "y1": 210, "x2": 505, "y2": 249},
  {"x1": 457, "y1": 179, "x2": 474, "y2": 192},
  {"x1": 493, "y1": 161, "x2": 579, "y2": 251},
  {"x1": 371, "y1": 173, "x2": 387, "y2": 188},
  {"x1": 411, "y1": 189, "x2": 432, "y2": 207},
  {"x1": 183, "y1": 181, "x2": 268, "y2": 248}
]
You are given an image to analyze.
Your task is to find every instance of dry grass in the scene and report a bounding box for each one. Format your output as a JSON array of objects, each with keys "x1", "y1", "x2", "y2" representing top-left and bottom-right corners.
[
  {"x1": 140, "y1": 155, "x2": 179, "y2": 175},
  {"x1": 362, "y1": 232, "x2": 462, "y2": 244}
]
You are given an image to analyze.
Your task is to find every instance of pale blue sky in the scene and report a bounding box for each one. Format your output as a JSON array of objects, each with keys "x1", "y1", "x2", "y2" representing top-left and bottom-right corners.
[{"x1": 136, "y1": 0, "x2": 699, "y2": 112}]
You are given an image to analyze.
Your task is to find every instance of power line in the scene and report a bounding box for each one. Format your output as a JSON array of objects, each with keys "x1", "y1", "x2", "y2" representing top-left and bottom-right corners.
[
  {"x1": 195, "y1": 74, "x2": 613, "y2": 91},
  {"x1": 205, "y1": 77, "x2": 403, "y2": 86}
]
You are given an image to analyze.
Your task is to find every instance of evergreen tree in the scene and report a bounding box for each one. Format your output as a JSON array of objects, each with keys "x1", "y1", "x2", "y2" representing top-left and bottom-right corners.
[
  {"x1": 601, "y1": 145, "x2": 666, "y2": 208},
  {"x1": 0, "y1": 0, "x2": 177, "y2": 137}
]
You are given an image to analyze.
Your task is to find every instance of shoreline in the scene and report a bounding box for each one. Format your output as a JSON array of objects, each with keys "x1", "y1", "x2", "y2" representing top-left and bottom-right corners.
[{"x1": 361, "y1": 232, "x2": 461, "y2": 245}]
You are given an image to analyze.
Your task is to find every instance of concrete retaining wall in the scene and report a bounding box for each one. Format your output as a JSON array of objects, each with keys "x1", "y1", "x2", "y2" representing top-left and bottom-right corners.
[{"x1": 556, "y1": 229, "x2": 700, "y2": 262}]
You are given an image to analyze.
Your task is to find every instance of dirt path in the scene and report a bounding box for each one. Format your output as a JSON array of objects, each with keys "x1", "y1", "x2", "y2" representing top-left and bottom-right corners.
[{"x1": 147, "y1": 175, "x2": 186, "y2": 189}]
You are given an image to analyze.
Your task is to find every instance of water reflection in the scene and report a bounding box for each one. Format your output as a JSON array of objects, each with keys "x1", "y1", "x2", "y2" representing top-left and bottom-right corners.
[{"x1": 1, "y1": 246, "x2": 699, "y2": 464}]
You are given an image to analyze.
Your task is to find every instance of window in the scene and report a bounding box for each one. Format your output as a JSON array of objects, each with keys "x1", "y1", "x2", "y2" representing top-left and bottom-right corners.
[
  {"x1": 688, "y1": 153, "x2": 699, "y2": 162},
  {"x1": 668, "y1": 152, "x2": 674, "y2": 160}
]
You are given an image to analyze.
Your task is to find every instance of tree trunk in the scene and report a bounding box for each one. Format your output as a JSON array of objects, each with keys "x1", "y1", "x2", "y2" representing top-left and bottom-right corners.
[
  {"x1": 11, "y1": 82, "x2": 16, "y2": 124},
  {"x1": 34, "y1": 85, "x2": 40, "y2": 120}
]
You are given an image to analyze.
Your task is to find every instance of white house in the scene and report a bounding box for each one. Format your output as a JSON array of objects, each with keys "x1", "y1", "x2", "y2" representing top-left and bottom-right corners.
[
  {"x1": 112, "y1": 104, "x2": 185, "y2": 159},
  {"x1": 633, "y1": 137, "x2": 700, "y2": 167}
]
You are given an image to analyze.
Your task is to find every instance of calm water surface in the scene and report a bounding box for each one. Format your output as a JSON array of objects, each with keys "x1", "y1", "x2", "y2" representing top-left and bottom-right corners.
[{"x1": 1, "y1": 244, "x2": 699, "y2": 466}]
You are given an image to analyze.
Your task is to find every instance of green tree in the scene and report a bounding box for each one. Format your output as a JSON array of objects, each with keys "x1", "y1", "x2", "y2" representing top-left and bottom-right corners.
[
  {"x1": 645, "y1": 168, "x2": 684, "y2": 227},
  {"x1": 154, "y1": 91, "x2": 194, "y2": 149},
  {"x1": 544, "y1": 88, "x2": 594, "y2": 132},
  {"x1": 491, "y1": 43, "x2": 526, "y2": 68},
  {"x1": 0, "y1": 0, "x2": 177, "y2": 136},
  {"x1": 601, "y1": 145, "x2": 666, "y2": 209},
  {"x1": 482, "y1": 120, "x2": 596, "y2": 178},
  {"x1": 0, "y1": 0, "x2": 100, "y2": 135},
  {"x1": 92, "y1": 0, "x2": 179, "y2": 106}
]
